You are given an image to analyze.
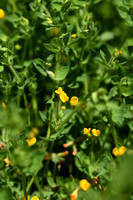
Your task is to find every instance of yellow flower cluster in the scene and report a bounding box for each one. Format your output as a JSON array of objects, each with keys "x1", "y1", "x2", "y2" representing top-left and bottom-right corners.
[
  {"x1": 114, "y1": 48, "x2": 123, "y2": 57},
  {"x1": 112, "y1": 146, "x2": 127, "y2": 157},
  {"x1": 83, "y1": 128, "x2": 100, "y2": 137},
  {"x1": 26, "y1": 127, "x2": 39, "y2": 146},
  {"x1": 55, "y1": 87, "x2": 79, "y2": 106},
  {"x1": 55, "y1": 87, "x2": 69, "y2": 103},
  {"x1": 0, "y1": 9, "x2": 5, "y2": 19},
  {"x1": 79, "y1": 179, "x2": 91, "y2": 191}
]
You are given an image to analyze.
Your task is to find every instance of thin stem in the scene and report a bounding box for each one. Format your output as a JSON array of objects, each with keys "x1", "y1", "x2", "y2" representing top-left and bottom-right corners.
[
  {"x1": 32, "y1": 95, "x2": 38, "y2": 127},
  {"x1": 26, "y1": 170, "x2": 38, "y2": 193},
  {"x1": 53, "y1": 94, "x2": 89, "y2": 133},
  {"x1": 8, "y1": 65, "x2": 20, "y2": 84},
  {"x1": 46, "y1": 54, "x2": 59, "y2": 139},
  {"x1": 21, "y1": 39, "x2": 28, "y2": 64},
  {"x1": 118, "y1": 27, "x2": 133, "y2": 50},
  {"x1": 34, "y1": 177, "x2": 44, "y2": 200},
  {"x1": 22, "y1": 174, "x2": 28, "y2": 200},
  {"x1": 23, "y1": 92, "x2": 31, "y2": 126}
]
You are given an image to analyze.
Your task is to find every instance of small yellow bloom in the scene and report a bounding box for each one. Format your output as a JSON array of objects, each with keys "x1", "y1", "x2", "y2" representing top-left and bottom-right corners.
[
  {"x1": 112, "y1": 147, "x2": 119, "y2": 157},
  {"x1": 91, "y1": 177, "x2": 98, "y2": 185},
  {"x1": 71, "y1": 34, "x2": 77, "y2": 38},
  {"x1": 32, "y1": 127, "x2": 39, "y2": 134},
  {"x1": 83, "y1": 128, "x2": 91, "y2": 135},
  {"x1": 119, "y1": 146, "x2": 127, "y2": 155},
  {"x1": 2, "y1": 102, "x2": 6, "y2": 108},
  {"x1": 62, "y1": 105, "x2": 66, "y2": 110},
  {"x1": 0, "y1": 9, "x2": 5, "y2": 19},
  {"x1": 3, "y1": 157, "x2": 10, "y2": 167},
  {"x1": 59, "y1": 92, "x2": 69, "y2": 103},
  {"x1": 55, "y1": 87, "x2": 63, "y2": 94},
  {"x1": 70, "y1": 96, "x2": 79, "y2": 106},
  {"x1": 92, "y1": 129, "x2": 100, "y2": 137},
  {"x1": 119, "y1": 50, "x2": 123, "y2": 55},
  {"x1": 79, "y1": 179, "x2": 91, "y2": 191},
  {"x1": 26, "y1": 137, "x2": 36, "y2": 146},
  {"x1": 31, "y1": 196, "x2": 39, "y2": 200},
  {"x1": 114, "y1": 48, "x2": 118, "y2": 57},
  {"x1": 112, "y1": 146, "x2": 127, "y2": 157}
]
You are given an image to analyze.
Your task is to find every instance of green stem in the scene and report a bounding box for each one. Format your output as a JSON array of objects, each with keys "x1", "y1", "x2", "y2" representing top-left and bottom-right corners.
[
  {"x1": 32, "y1": 95, "x2": 38, "y2": 127},
  {"x1": 34, "y1": 177, "x2": 43, "y2": 200},
  {"x1": 26, "y1": 170, "x2": 38, "y2": 193},
  {"x1": 21, "y1": 39, "x2": 28, "y2": 64},
  {"x1": 46, "y1": 54, "x2": 59, "y2": 139},
  {"x1": 23, "y1": 92, "x2": 31, "y2": 126},
  {"x1": 22, "y1": 174, "x2": 28, "y2": 200},
  {"x1": 9, "y1": 65, "x2": 20, "y2": 84},
  {"x1": 53, "y1": 94, "x2": 89, "y2": 133},
  {"x1": 118, "y1": 27, "x2": 133, "y2": 50}
]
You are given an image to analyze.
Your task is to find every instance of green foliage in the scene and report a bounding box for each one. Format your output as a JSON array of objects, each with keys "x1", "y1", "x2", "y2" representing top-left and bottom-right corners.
[{"x1": 0, "y1": 0, "x2": 133, "y2": 199}]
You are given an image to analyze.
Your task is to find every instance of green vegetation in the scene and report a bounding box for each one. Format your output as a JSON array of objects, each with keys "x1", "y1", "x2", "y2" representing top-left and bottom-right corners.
[{"x1": 0, "y1": 0, "x2": 133, "y2": 199}]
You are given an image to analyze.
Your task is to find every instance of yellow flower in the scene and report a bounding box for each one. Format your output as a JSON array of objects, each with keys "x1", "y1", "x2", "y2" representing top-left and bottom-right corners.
[
  {"x1": 32, "y1": 127, "x2": 39, "y2": 134},
  {"x1": 0, "y1": 9, "x2": 5, "y2": 19},
  {"x1": 59, "y1": 92, "x2": 69, "y2": 103},
  {"x1": 92, "y1": 129, "x2": 100, "y2": 137},
  {"x1": 31, "y1": 197, "x2": 39, "y2": 200},
  {"x1": 83, "y1": 128, "x2": 91, "y2": 135},
  {"x1": 71, "y1": 34, "x2": 77, "y2": 38},
  {"x1": 112, "y1": 147, "x2": 119, "y2": 157},
  {"x1": 3, "y1": 158, "x2": 10, "y2": 167},
  {"x1": 70, "y1": 96, "x2": 79, "y2": 106},
  {"x1": 119, "y1": 50, "x2": 123, "y2": 55},
  {"x1": 79, "y1": 179, "x2": 91, "y2": 191},
  {"x1": 55, "y1": 87, "x2": 63, "y2": 94},
  {"x1": 70, "y1": 188, "x2": 80, "y2": 200},
  {"x1": 26, "y1": 137, "x2": 36, "y2": 146},
  {"x1": 112, "y1": 146, "x2": 127, "y2": 157},
  {"x1": 2, "y1": 102, "x2": 6, "y2": 108},
  {"x1": 119, "y1": 146, "x2": 127, "y2": 156},
  {"x1": 62, "y1": 105, "x2": 66, "y2": 110}
]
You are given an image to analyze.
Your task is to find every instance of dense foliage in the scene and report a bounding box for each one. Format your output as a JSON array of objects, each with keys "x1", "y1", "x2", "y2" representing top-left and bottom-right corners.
[{"x1": 0, "y1": 0, "x2": 133, "y2": 199}]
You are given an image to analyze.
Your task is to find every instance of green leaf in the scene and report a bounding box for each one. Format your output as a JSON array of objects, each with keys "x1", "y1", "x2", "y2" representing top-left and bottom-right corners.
[
  {"x1": 99, "y1": 50, "x2": 108, "y2": 65},
  {"x1": 99, "y1": 31, "x2": 114, "y2": 41},
  {"x1": 47, "y1": 177, "x2": 57, "y2": 188},
  {"x1": 54, "y1": 66, "x2": 69, "y2": 81},
  {"x1": 36, "y1": 12, "x2": 46, "y2": 19},
  {"x1": 118, "y1": 6, "x2": 133, "y2": 25},
  {"x1": 33, "y1": 58, "x2": 47, "y2": 76},
  {"x1": 111, "y1": 75, "x2": 120, "y2": 85},
  {"x1": 0, "y1": 66, "x2": 4, "y2": 72},
  {"x1": 39, "y1": 111, "x2": 47, "y2": 122},
  {"x1": 52, "y1": 2, "x2": 62, "y2": 11},
  {"x1": 44, "y1": 43, "x2": 59, "y2": 53},
  {"x1": 112, "y1": 103, "x2": 127, "y2": 124},
  {"x1": 109, "y1": 86, "x2": 118, "y2": 98}
]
